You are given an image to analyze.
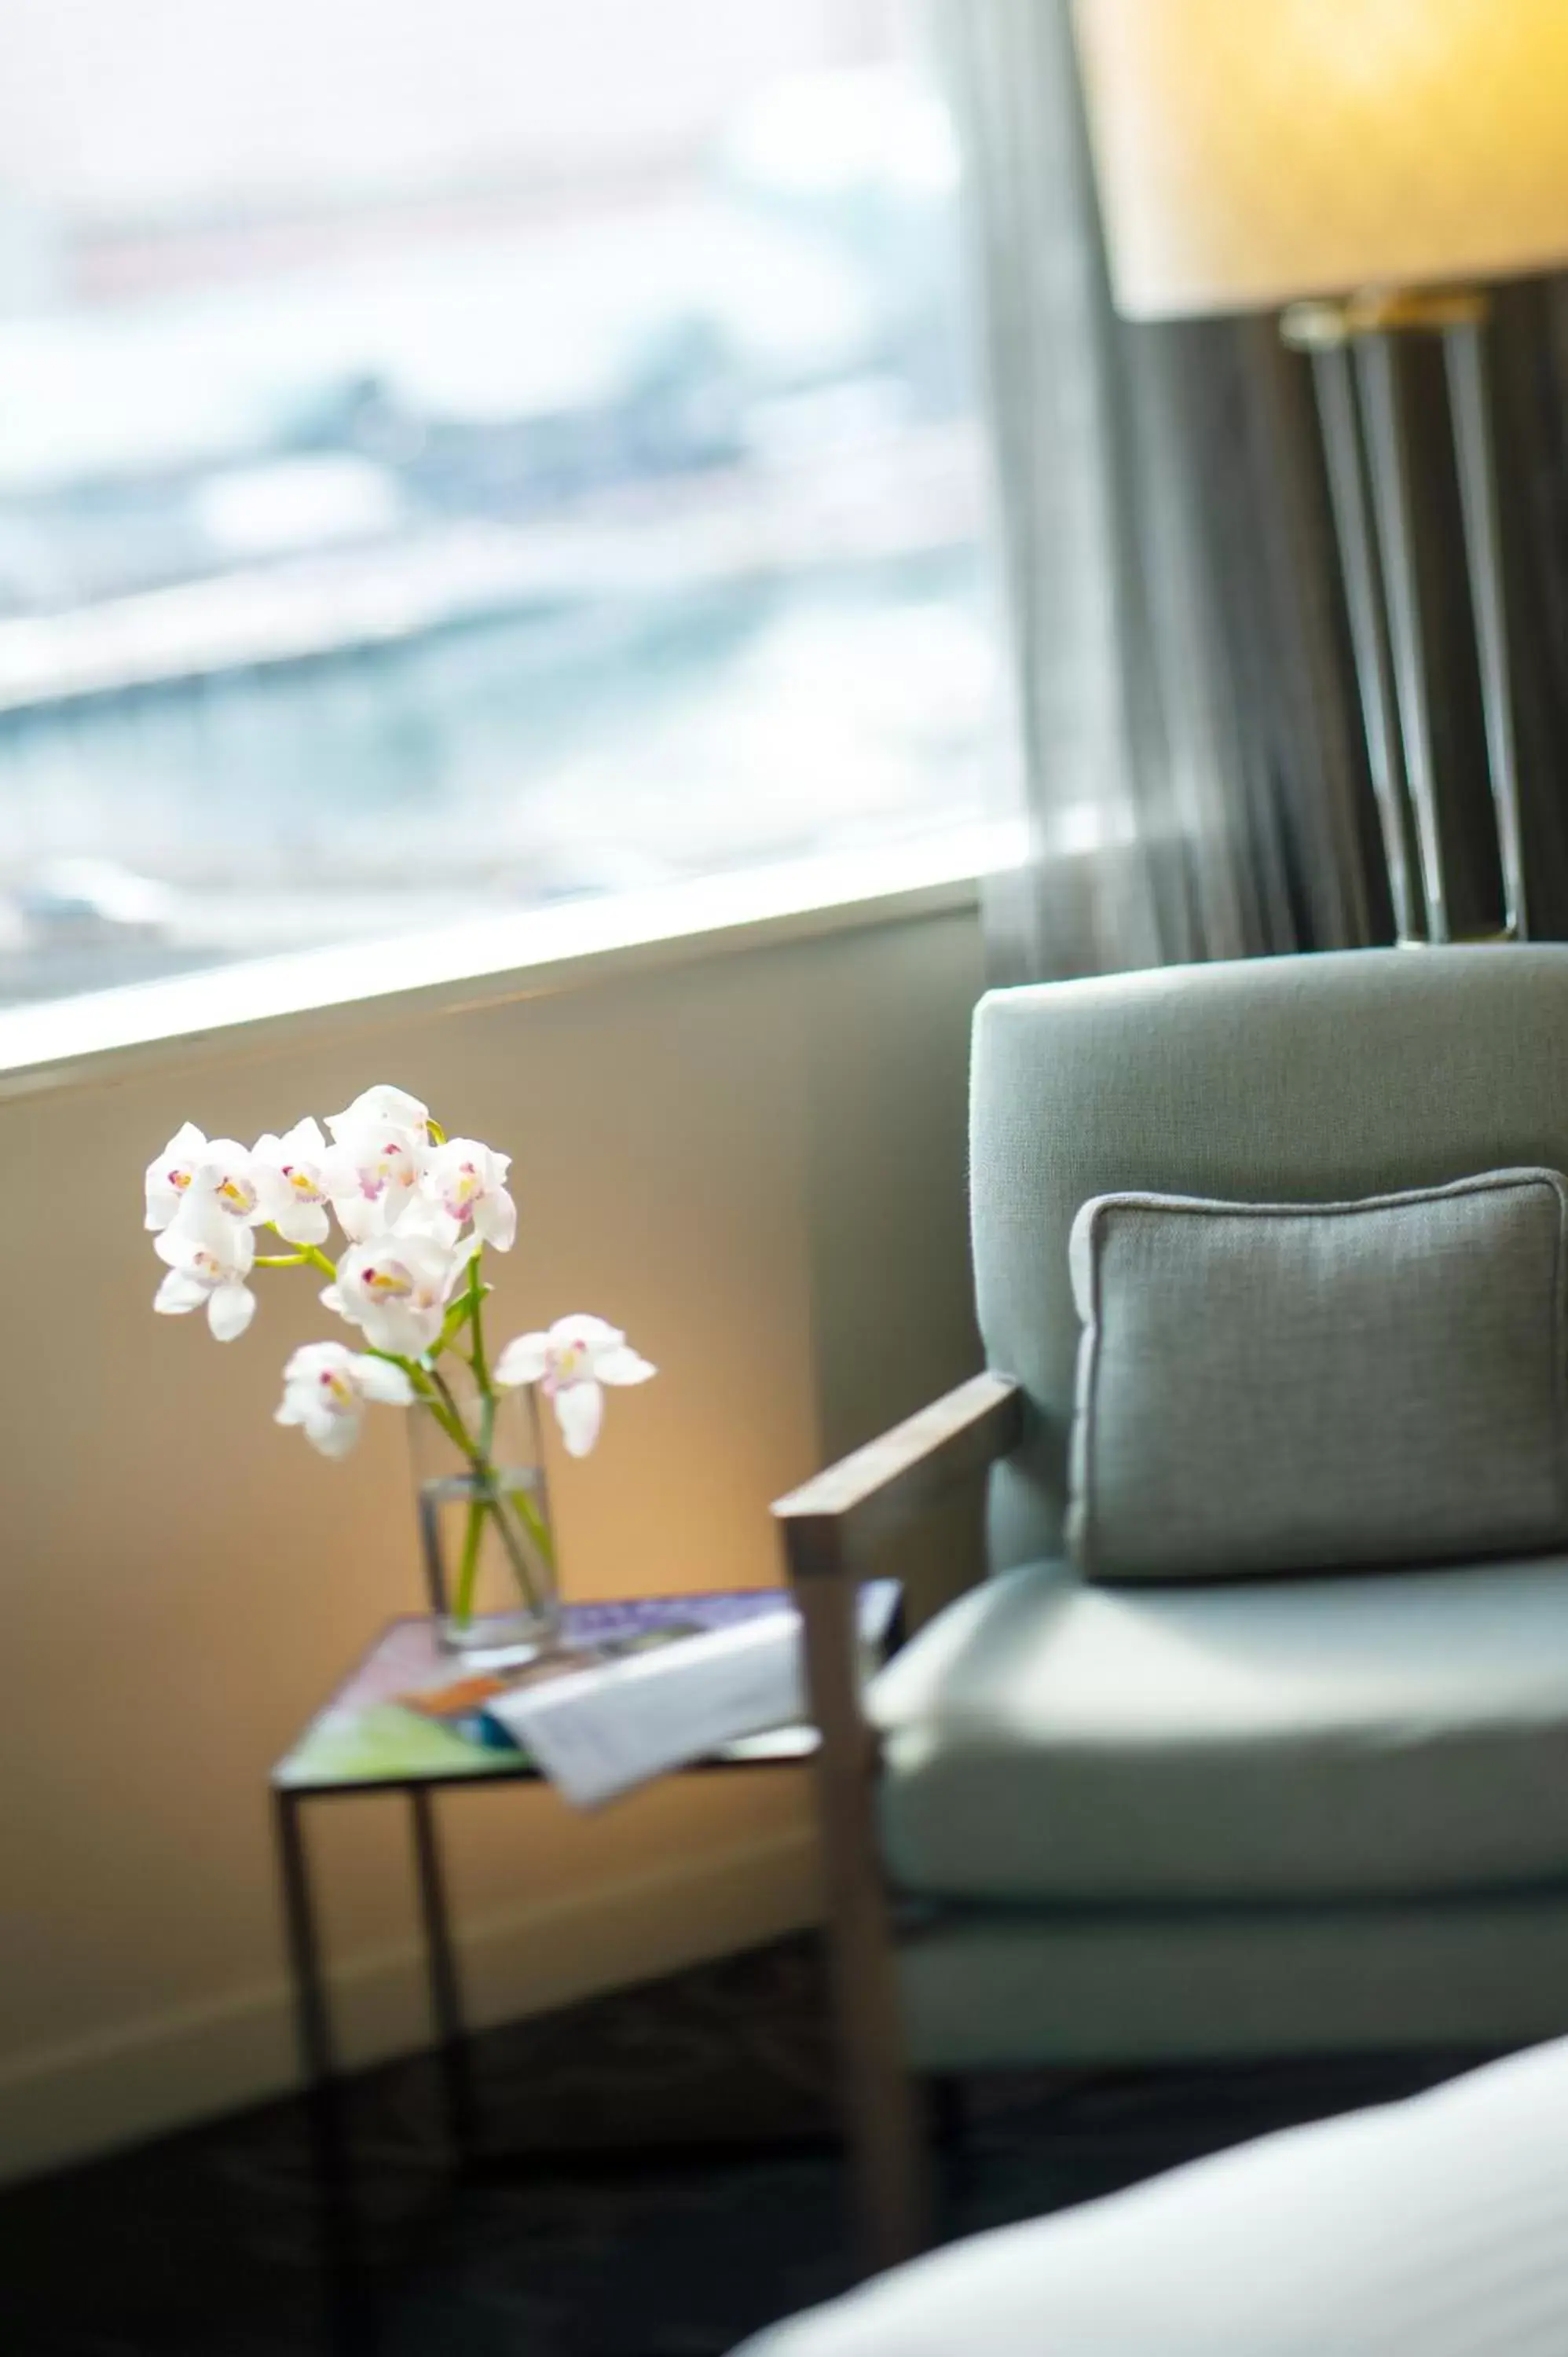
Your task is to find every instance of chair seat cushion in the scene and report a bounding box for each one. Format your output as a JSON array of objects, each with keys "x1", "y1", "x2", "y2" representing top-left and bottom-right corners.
[{"x1": 871, "y1": 1556, "x2": 1568, "y2": 1904}]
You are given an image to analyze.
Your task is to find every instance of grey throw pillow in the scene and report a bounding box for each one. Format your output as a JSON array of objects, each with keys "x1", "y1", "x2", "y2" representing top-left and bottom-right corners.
[{"x1": 1067, "y1": 1169, "x2": 1568, "y2": 1583}]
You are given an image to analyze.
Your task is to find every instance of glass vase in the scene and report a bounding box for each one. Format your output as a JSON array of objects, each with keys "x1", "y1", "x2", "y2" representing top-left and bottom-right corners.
[{"x1": 408, "y1": 1369, "x2": 560, "y2": 1659}]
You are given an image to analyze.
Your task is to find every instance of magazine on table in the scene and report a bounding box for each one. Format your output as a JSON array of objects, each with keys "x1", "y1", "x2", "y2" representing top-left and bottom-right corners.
[{"x1": 393, "y1": 1582, "x2": 901, "y2": 1807}]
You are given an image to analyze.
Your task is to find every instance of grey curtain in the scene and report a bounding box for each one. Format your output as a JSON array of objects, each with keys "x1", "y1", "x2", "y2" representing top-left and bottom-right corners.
[{"x1": 940, "y1": 0, "x2": 1568, "y2": 984}]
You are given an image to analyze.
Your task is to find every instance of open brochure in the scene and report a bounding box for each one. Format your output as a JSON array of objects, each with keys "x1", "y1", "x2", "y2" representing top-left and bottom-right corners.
[{"x1": 399, "y1": 1582, "x2": 900, "y2": 1807}]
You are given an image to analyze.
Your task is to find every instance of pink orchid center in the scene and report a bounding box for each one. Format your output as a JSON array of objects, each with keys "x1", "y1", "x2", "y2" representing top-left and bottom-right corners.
[
  {"x1": 359, "y1": 1262, "x2": 413, "y2": 1302},
  {"x1": 356, "y1": 1139, "x2": 416, "y2": 1198},
  {"x1": 214, "y1": 1171, "x2": 256, "y2": 1216},
  {"x1": 445, "y1": 1161, "x2": 482, "y2": 1213}
]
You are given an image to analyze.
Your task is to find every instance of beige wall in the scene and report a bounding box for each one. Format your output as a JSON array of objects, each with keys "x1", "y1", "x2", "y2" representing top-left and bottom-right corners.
[{"x1": 0, "y1": 900, "x2": 984, "y2": 2183}]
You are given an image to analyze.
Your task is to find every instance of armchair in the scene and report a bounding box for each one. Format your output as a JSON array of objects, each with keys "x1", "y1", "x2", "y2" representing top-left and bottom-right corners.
[{"x1": 775, "y1": 946, "x2": 1568, "y2": 2271}]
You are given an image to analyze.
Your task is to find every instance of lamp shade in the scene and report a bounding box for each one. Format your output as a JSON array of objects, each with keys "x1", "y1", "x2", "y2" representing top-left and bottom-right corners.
[{"x1": 1072, "y1": 0, "x2": 1568, "y2": 320}]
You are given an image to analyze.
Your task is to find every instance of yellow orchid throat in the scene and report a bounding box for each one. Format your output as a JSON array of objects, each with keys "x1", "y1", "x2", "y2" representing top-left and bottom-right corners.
[{"x1": 359, "y1": 1264, "x2": 415, "y2": 1299}]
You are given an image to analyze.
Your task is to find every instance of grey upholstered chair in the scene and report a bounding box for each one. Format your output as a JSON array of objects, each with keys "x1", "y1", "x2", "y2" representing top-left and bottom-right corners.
[{"x1": 775, "y1": 946, "x2": 1568, "y2": 2270}]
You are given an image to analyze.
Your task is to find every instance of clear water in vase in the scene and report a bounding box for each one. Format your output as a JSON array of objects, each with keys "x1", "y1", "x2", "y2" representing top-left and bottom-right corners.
[{"x1": 409, "y1": 1373, "x2": 561, "y2": 1659}]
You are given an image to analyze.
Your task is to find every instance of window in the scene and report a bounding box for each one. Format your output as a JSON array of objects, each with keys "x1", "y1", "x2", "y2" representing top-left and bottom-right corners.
[{"x1": 0, "y1": 1, "x2": 998, "y2": 1008}]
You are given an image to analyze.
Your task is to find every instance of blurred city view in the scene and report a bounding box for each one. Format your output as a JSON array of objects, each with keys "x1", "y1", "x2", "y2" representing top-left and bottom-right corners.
[{"x1": 0, "y1": 0, "x2": 998, "y2": 1006}]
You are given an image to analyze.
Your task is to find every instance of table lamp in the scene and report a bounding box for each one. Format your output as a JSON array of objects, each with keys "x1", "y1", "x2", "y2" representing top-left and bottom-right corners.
[{"x1": 1070, "y1": 0, "x2": 1568, "y2": 943}]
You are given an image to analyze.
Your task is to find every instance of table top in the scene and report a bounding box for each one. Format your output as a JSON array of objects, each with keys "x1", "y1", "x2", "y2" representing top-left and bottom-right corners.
[{"x1": 273, "y1": 1583, "x2": 899, "y2": 1797}]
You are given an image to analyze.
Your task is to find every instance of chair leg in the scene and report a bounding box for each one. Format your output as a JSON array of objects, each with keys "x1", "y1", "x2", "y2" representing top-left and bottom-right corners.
[
  {"x1": 794, "y1": 1565, "x2": 932, "y2": 2273},
  {"x1": 822, "y1": 1879, "x2": 931, "y2": 2275}
]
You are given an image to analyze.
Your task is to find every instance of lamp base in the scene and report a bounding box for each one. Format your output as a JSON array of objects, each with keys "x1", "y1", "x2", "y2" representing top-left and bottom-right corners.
[{"x1": 1284, "y1": 284, "x2": 1526, "y2": 945}]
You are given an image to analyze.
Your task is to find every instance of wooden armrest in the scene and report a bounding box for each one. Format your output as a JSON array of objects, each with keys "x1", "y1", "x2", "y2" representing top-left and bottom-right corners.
[{"x1": 771, "y1": 1370, "x2": 1023, "y2": 1578}]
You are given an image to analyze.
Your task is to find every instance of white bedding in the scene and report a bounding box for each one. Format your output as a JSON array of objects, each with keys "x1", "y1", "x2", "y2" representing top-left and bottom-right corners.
[{"x1": 735, "y1": 2037, "x2": 1568, "y2": 2356}]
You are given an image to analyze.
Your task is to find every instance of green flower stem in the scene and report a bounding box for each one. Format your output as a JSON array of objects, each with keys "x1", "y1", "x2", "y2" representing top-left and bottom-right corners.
[
  {"x1": 511, "y1": 1482, "x2": 557, "y2": 1574},
  {"x1": 465, "y1": 1255, "x2": 491, "y2": 1391},
  {"x1": 419, "y1": 1350, "x2": 549, "y2": 1622},
  {"x1": 453, "y1": 1494, "x2": 488, "y2": 1627},
  {"x1": 436, "y1": 1296, "x2": 474, "y2": 1352},
  {"x1": 335, "y1": 1238, "x2": 551, "y2": 1632},
  {"x1": 392, "y1": 1358, "x2": 504, "y2": 1622},
  {"x1": 424, "y1": 1361, "x2": 474, "y2": 1446},
  {"x1": 258, "y1": 1226, "x2": 338, "y2": 1276},
  {"x1": 386, "y1": 1358, "x2": 471, "y2": 1457},
  {"x1": 485, "y1": 1485, "x2": 550, "y2": 1613}
]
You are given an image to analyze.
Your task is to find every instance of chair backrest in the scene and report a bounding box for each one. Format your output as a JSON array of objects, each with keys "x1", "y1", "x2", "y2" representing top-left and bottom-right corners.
[{"x1": 971, "y1": 945, "x2": 1568, "y2": 1572}]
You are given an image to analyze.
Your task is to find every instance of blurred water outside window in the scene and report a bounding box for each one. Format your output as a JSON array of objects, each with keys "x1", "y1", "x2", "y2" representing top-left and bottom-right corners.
[{"x1": 0, "y1": 0, "x2": 1000, "y2": 1010}]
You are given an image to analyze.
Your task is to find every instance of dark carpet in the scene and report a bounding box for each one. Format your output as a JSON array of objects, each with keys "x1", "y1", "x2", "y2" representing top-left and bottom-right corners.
[{"x1": 0, "y1": 1935, "x2": 1490, "y2": 2357}]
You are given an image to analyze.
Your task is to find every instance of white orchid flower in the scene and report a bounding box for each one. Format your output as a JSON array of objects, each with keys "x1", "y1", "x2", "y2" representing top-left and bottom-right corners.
[
  {"x1": 152, "y1": 1200, "x2": 258, "y2": 1340},
  {"x1": 324, "y1": 1230, "x2": 467, "y2": 1358},
  {"x1": 145, "y1": 1120, "x2": 209, "y2": 1231},
  {"x1": 494, "y1": 1314, "x2": 656, "y2": 1457},
  {"x1": 191, "y1": 1138, "x2": 264, "y2": 1224},
  {"x1": 146, "y1": 1126, "x2": 263, "y2": 1232},
  {"x1": 421, "y1": 1138, "x2": 517, "y2": 1252},
  {"x1": 321, "y1": 1083, "x2": 430, "y2": 1243},
  {"x1": 274, "y1": 1340, "x2": 414, "y2": 1458},
  {"x1": 251, "y1": 1117, "x2": 334, "y2": 1247}
]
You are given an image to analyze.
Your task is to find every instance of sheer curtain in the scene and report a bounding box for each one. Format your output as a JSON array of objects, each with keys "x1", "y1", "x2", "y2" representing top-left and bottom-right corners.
[{"x1": 940, "y1": 0, "x2": 1568, "y2": 984}]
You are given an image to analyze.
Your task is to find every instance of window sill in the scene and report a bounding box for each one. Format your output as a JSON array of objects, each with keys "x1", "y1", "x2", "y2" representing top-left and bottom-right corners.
[{"x1": 0, "y1": 823, "x2": 1024, "y2": 1103}]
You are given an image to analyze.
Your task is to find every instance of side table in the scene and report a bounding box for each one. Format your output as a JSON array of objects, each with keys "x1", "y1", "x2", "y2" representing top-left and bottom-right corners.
[{"x1": 270, "y1": 1584, "x2": 901, "y2": 2184}]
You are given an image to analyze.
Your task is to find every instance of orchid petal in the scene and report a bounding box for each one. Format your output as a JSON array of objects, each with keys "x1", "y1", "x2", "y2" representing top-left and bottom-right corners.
[
  {"x1": 281, "y1": 1340, "x2": 354, "y2": 1386},
  {"x1": 556, "y1": 1314, "x2": 625, "y2": 1352},
  {"x1": 388, "y1": 1193, "x2": 452, "y2": 1241},
  {"x1": 412, "y1": 1202, "x2": 463, "y2": 1250},
  {"x1": 144, "y1": 1121, "x2": 208, "y2": 1230},
  {"x1": 281, "y1": 1116, "x2": 328, "y2": 1157},
  {"x1": 473, "y1": 1189, "x2": 517, "y2": 1252},
  {"x1": 595, "y1": 1345, "x2": 657, "y2": 1387},
  {"x1": 317, "y1": 1144, "x2": 362, "y2": 1198},
  {"x1": 494, "y1": 1333, "x2": 551, "y2": 1387},
  {"x1": 153, "y1": 1223, "x2": 188, "y2": 1270},
  {"x1": 361, "y1": 1302, "x2": 445, "y2": 1357},
  {"x1": 274, "y1": 1199, "x2": 331, "y2": 1248},
  {"x1": 553, "y1": 1379, "x2": 604, "y2": 1457},
  {"x1": 164, "y1": 1196, "x2": 251, "y2": 1268},
  {"x1": 305, "y1": 1409, "x2": 361, "y2": 1459},
  {"x1": 326, "y1": 1084, "x2": 430, "y2": 1139},
  {"x1": 354, "y1": 1356, "x2": 416, "y2": 1406},
  {"x1": 330, "y1": 1193, "x2": 384, "y2": 1244},
  {"x1": 207, "y1": 1283, "x2": 256, "y2": 1342},
  {"x1": 154, "y1": 1269, "x2": 206, "y2": 1314},
  {"x1": 319, "y1": 1284, "x2": 346, "y2": 1317}
]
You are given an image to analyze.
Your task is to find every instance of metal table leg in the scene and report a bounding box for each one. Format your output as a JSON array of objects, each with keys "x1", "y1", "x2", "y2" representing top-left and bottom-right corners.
[
  {"x1": 275, "y1": 1787, "x2": 346, "y2": 2183},
  {"x1": 408, "y1": 1785, "x2": 480, "y2": 2161},
  {"x1": 273, "y1": 1787, "x2": 376, "y2": 2353}
]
